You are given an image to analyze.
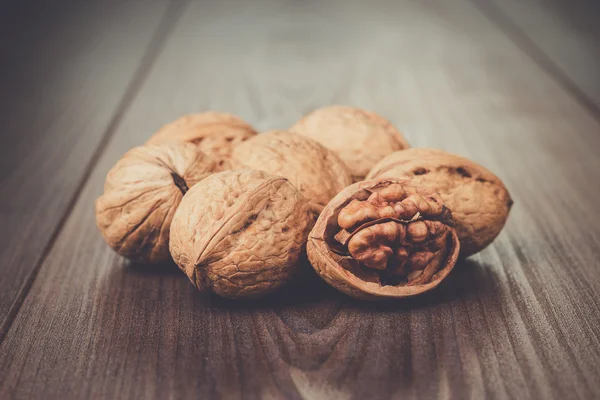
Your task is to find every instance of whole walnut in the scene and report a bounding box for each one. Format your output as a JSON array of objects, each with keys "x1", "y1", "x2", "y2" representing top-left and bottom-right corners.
[
  {"x1": 308, "y1": 178, "x2": 460, "y2": 300},
  {"x1": 146, "y1": 112, "x2": 257, "y2": 168},
  {"x1": 230, "y1": 130, "x2": 353, "y2": 216},
  {"x1": 169, "y1": 170, "x2": 313, "y2": 299},
  {"x1": 290, "y1": 105, "x2": 410, "y2": 181},
  {"x1": 367, "y1": 148, "x2": 513, "y2": 256},
  {"x1": 95, "y1": 142, "x2": 219, "y2": 263}
]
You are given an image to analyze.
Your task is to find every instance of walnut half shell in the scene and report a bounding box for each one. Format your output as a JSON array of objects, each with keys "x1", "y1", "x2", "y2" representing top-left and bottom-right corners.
[
  {"x1": 169, "y1": 170, "x2": 313, "y2": 299},
  {"x1": 307, "y1": 178, "x2": 460, "y2": 300},
  {"x1": 95, "y1": 142, "x2": 218, "y2": 263}
]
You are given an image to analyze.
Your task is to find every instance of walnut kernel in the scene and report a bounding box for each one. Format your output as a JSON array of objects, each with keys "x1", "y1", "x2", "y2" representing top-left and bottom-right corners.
[
  {"x1": 367, "y1": 148, "x2": 513, "y2": 256},
  {"x1": 308, "y1": 178, "x2": 459, "y2": 300}
]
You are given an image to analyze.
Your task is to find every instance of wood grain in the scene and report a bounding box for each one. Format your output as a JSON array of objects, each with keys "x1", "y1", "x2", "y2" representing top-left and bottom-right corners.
[
  {"x1": 1, "y1": 0, "x2": 600, "y2": 398},
  {"x1": 480, "y1": 0, "x2": 600, "y2": 112},
  {"x1": 0, "y1": 0, "x2": 172, "y2": 329}
]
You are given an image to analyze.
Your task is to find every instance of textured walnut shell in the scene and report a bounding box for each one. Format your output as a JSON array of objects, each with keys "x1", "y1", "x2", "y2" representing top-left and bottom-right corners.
[
  {"x1": 146, "y1": 112, "x2": 257, "y2": 168},
  {"x1": 290, "y1": 105, "x2": 410, "y2": 181},
  {"x1": 169, "y1": 170, "x2": 313, "y2": 299},
  {"x1": 95, "y1": 143, "x2": 218, "y2": 263},
  {"x1": 230, "y1": 130, "x2": 352, "y2": 216},
  {"x1": 307, "y1": 178, "x2": 460, "y2": 300},
  {"x1": 367, "y1": 148, "x2": 513, "y2": 256}
]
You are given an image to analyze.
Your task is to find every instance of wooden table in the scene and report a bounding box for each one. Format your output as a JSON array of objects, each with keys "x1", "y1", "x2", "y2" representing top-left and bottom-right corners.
[{"x1": 1, "y1": 0, "x2": 599, "y2": 398}]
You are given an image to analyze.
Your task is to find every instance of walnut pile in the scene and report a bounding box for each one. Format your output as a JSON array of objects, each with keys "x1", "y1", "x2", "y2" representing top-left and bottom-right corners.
[
  {"x1": 147, "y1": 112, "x2": 257, "y2": 168},
  {"x1": 230, "y1": 130, "x2": 352, "y2": 216},
  {"x1": 95, "y1": 142, "x2": 219, "y2": 263},
  {"x1": 169, "y1": 170, "x2": 313, "y2": 299},
  {"x1": 290, "y1": 105, "x2": 410, "y2": 182},
  {"x1": 94, "y1": 107, "x2": 512, "y2": 301},
  {"x1": 367, "y1": 148, "x2": 513, "y2": 256},
  {"x1": 307, "y1": 179, "x2": 460, "y2": 300}
]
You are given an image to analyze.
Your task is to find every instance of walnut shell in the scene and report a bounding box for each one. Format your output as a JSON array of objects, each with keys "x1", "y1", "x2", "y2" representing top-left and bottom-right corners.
[
  {"x1": 146, "y1": 112, "x2": 257, "y2": 168},
  {"x1": 230, "y1": 130, "x2": 353, "y2": 216},
  {"x1": 169, "y1": 170, "x2": 313, "y2": 299},
  {"x1": 290, "y1": 105, "x2": 410, "y2": 181},
  {"x1": 95, "y1": 143, "x2": 218, "y2": 263},
  {"x1": 367, "y1": 148, "x2": 513, "y2": 256},
  {"x1": 307, "y1": 178, "x2": 460, "y2": 300}
]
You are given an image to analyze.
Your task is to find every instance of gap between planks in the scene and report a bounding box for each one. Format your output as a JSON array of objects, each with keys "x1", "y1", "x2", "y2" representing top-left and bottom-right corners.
[
  {"x1": 0, "y1": 0, "x2": 191, "y2": 346},
  {"x1": 470, "y1": 0, "x2": 600, "y2": 125}
]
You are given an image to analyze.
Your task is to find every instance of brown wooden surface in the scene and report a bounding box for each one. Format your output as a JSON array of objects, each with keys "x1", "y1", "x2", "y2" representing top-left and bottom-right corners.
[
  {"x1": 0, "y1": 0, "x2": 173, "y2": 330},
  {"x1": 482, "y1": 0, "x2": 600, "y2": 112},
  {"x1": 1, "y1": 0, "x2": 599, "y2": 399}
]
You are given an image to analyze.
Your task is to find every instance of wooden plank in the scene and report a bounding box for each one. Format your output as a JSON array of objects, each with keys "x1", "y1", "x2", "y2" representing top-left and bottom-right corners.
[
  {"x1": 1, "y1": 0, "x2": 600, "y2": 398},
  {"x1": 0, "y1": 1, "x2": 172, "y2": 329},
  {"x1": 477, "y1": 0, "x2": 600, "y2": 114}
]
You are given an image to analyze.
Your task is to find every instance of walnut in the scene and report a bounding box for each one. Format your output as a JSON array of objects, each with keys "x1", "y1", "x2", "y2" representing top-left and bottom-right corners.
[
  {"x1": 169, "y1": 170, "x2": 313, "y2": 299},
  {"x1": 230, "y1": 130, "x2": 352, "y2": 216},
  {"x1": 95, "y1": 143, "x2": 218, "y2": 263},
  {"x1": 290, "y1": 105, "x2": 410, "y2": 181},
  {"x1": 367, "y1": 148, "x2": 513, "y2": 256},
  {"x1": 146, "y1": 112, "x2": 257, "y2": 168},
  {"x1": 307, "y1": 179, "x2": 459, "y2": 300}
]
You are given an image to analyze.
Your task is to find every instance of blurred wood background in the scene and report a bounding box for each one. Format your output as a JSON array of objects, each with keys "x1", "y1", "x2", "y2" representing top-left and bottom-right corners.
[{"x1": 1, "y1": 0, "x2": 599, "y2": 398}]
